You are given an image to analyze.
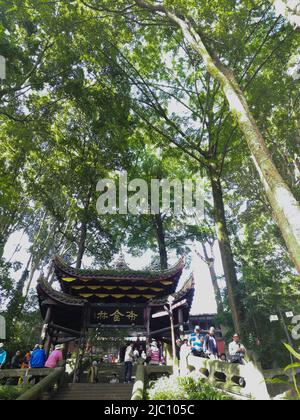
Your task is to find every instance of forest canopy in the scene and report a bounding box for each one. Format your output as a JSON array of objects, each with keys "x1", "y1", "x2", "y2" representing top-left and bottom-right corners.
[{"x1": 0, "y1": 0, "x2": 299, "y2": 368}]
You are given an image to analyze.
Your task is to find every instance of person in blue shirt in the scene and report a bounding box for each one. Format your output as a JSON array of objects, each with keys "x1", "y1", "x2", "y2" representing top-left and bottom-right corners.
[
  {"x1": 189, "y1": 326, "x2": 205, "y2": 357},
  {"x1": 0, "y1": 343, "x2": 7, "y2": 369},
  {"x1": 30, "y1": 344, "x2": 46, "y2": 369}
]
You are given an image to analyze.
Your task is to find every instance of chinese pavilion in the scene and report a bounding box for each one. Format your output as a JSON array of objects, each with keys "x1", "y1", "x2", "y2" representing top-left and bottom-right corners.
[{"x1": 37, "y1": 256, "x2": 195, "y2": 351}]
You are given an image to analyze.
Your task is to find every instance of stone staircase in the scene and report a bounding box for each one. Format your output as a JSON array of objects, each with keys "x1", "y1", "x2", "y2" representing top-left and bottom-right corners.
[{"x1": 53, "y1": 383, "x2": 134, "y2": 400}]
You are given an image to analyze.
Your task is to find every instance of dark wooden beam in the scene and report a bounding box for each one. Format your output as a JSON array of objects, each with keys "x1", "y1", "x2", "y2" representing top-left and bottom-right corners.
[{"x1": 48, "y1": 323, "x2": 81, "y2": 337}]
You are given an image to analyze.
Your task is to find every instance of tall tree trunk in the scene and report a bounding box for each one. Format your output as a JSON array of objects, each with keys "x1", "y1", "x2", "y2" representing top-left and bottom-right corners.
[
  {"x1": 153, "y1": 213, "x2": 168, "y2": 270},
  {"x1": 76, "y1": 221, "x2": 87, "y2": 269},
  {"x1": 6, "y1": 256, "x2": 32, "y2": 319},
  {"x1": 0, "y1": 239, "x2": 5, "y2": 261},
  {"x1": 0, "y1": 231, "x2": 11, "y2": 260},
  {"x1": 23, "y1": 260, "x2": 38, "y2": 301},
  {"x1": 210, "y1": 172, "x2": 243, "y2": 335},
  {"x1": 134, "y1": 0, "x2": 300, "y2": 276},
  {"x1": 200, "y1": 243, "x2": 224, "y2": 314},
  {"x1": 269, "y1": 0, "x2": 300, "y2": 29}
]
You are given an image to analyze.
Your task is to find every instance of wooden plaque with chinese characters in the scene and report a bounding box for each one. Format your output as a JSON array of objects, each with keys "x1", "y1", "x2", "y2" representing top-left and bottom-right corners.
[{"x1": 90, "y1": 306, "x2": 145, "y2": 327}]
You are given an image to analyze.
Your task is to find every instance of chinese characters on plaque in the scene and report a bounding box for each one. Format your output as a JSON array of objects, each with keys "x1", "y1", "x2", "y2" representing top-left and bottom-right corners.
[{"x1": 92, "y1": 308, "x2": 143, "y2": 326}]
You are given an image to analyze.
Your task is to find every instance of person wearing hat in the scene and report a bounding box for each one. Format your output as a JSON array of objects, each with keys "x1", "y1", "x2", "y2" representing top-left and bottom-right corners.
[
  {"x1": 88, "y1": 361, "x2": 99, "y2": 384},
  {"x1": 229, "y1": 334, "x2": 246, "y2": 365},
  {"x1": 189, "y1": 326, "x2": 205, "y2": 357},
  {"x1": 0, "y1": 343, "x2": 7, "y2": 369},
  {"x1": 45, "y1": 345, "x2": 64, "y2": 369}
]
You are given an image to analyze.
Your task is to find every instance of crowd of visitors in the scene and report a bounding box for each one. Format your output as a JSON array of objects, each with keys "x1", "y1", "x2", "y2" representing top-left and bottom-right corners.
[
  {"x1": 120, "y1": 327, "x2": 247, "y2": 383},
  {"x1": 1, "y1": 327, "x2": 247, "y2": 387},
  {"x1": 182, "y1": 326, "x2": 247, "y2": 365},
  {"x1": 0, "y1": 342, "x2": 64, "y2": 384}
]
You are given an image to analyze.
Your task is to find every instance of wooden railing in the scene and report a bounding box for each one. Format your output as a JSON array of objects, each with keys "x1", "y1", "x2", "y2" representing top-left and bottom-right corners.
[
  {"x1": 16, "y1": 368, "x2": 65, "y2": 400},
  {"x1": 0, "y1": 368, "x2": 59, "y2": 383},
  {"x1": 0, "y1": 368, "x2": 65, "y2": 400}
]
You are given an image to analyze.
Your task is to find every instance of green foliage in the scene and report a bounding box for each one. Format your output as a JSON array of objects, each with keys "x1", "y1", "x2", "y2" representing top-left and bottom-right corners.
[
  {"x1": 0, "y1": 0, "x2": 299, "y2": 371},
  {"x1": 147, "y1": 375, "x2": 233, "y2": 400},
  {"x1": 0, "y1": 259, "x2": 14, "y2": 310},
  {"x1": 0, "y1": 385, "x2": 31, "y2": 401},
  {"x1": 284, "y1": 344, "x2": 300, "y2": 399},
  {"x1": 267, "y1": 344, "x2": 300, "y2": 400}
]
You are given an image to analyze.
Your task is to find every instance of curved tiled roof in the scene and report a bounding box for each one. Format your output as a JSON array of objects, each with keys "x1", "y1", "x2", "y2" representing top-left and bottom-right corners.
[
  {"x1": 149, "y1": 273, "x2": 195, "y2": 308},
  {"x1": 53, "y1": 255, "x2": 185, "y2": 303},
  {"x1": 53, "y1": 255, "x2": 185, "y2": 282},
  {"x1": 37, "y1": 277, "x2": 87, "y2": 307}
]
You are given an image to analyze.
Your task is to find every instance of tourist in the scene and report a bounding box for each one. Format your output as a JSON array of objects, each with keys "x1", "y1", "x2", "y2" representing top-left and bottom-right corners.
[
  {"x1": 220, "y1": 353, "x2": 227, "y2": 363},
  {"x1": 176, "y1": 339, "x2": 182, "y2": 360},
  {"x1": 229, "y1": 334, "x2": 247, "y2": 365},
  {"x1": 0, "y1": 343, "x2": 7, "y2": 369},
  {"x1": 179, "y1": 339, "x2": 191, "y2": 376},
  {"x1": 148, "y1": 339, "x2": 163, "y2": 365},
  {"x1": 10, "y1": 350, "x2": 23, "y2": 369},
  {"x1": 110, "y1": 373, "x2": 120, "y2": 384},
  {"x1": 30, "y1": 344, "x2": 46, "y2": 369},
  {"x1": 180, "y1": 339, "x2": 191, "y2": 360},
  {"x1": 88, "y1": 361, "x2": 99, "y2": 383},
  {"x1": 189, "y1": 326, "x2": 205, "y2": 357},
  {"x1": 21, "y1": 350, "x2": 31, "y2": 369},
  {"x1": 45, "y1": 344, "x2": 64, "y2": 369},
  {"x1": 204, "y1": 327, "x2": 218, "y2": 360},
  {"x1": 124, "y1": 342, "x2": 134, "y2": 383},
  {"x1": 119, "y1": 344, "x2": 127, "y2": 363},
  {"x1": 133, "y1": 348, "x2": 140, "y2": 362},
  {"x1": 135, "y1": 336, "x2": 144, "y2": 356},
  {"x1": 141, "y1": 350, "x2": 147, "y2": 363},
  {"x1": 6, "y1": 351, "x2": 23, "y2": 385}
]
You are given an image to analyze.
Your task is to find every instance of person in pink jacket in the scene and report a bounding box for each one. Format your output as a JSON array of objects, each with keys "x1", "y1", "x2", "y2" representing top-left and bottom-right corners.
[
  {"x1": 148, "y1": 340, "x2": 163, "y2": 365},
  {"x1": 45, "y1": 345, "x2": 63, "y2": 368}
]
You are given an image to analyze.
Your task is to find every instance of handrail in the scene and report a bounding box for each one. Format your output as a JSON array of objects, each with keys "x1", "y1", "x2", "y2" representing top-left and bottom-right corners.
[
  {"x1": 131, "y1": 357, "x2": 299, "y2": 401},
  {"x1": 131, "y1": 363, "x2": 146, "y2": 400},
  {"x1": 0, "y1": 368, "x2": 55, "y2": 381},
  {"x1": 185, "y1": 355, "x2": 270, "y2": 400},
  {"x1": 17, "y1": 368, "x2": 65, "y2": 401},
  {"x1": 131, "y1": 363, "x2": 173, "y2": 400}
]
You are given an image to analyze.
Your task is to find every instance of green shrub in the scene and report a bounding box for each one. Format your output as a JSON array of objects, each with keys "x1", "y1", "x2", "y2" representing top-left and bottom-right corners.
[
  {"x1": 0, "y1": 385, "x2": 31, "y2": 401},
  {"x1": 147, "y1": 375, "x2": 234, "y2": 401},
  {"x1": 267, "y1": 344, "x2": 300, "y2": 400}
]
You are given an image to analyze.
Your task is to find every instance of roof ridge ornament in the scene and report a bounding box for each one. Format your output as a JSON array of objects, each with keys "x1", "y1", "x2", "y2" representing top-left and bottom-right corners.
[{"x1": 114, "y1": 253, "x2": 130, "y2": 270}]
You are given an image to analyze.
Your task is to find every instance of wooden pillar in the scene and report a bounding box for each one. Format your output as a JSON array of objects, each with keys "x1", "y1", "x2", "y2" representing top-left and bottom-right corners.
[
  {"x1": 42, "y1": 306, "x2": 52, "y2": 357},
  {"x1": 145, "y1": 307, "x2": 151, "y2": 338},
  {"x1": 73, "y1": 303, "x2": 90, "y2": 383}
]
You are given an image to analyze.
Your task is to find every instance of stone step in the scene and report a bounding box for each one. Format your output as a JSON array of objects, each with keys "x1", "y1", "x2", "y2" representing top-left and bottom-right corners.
[{"x1": 53, "y1": 383, "x2": 133, "y2": 400}]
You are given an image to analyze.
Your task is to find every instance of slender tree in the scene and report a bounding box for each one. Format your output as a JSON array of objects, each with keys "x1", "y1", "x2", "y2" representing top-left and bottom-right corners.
[{"x1": 130, "y1": 0, "x2": 300, "y2": 276}]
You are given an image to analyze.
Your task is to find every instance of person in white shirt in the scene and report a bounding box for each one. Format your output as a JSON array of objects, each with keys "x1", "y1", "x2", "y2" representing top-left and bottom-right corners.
[
  {"x1": 179, "y1": 339, "x2": 192, "y2": 376},
  {"x1": 124, "y1": 342, "x2": 134, "y2": 383},
  {"x1": 229, "y1": 334, "x2": 247, "y2": 365}
]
